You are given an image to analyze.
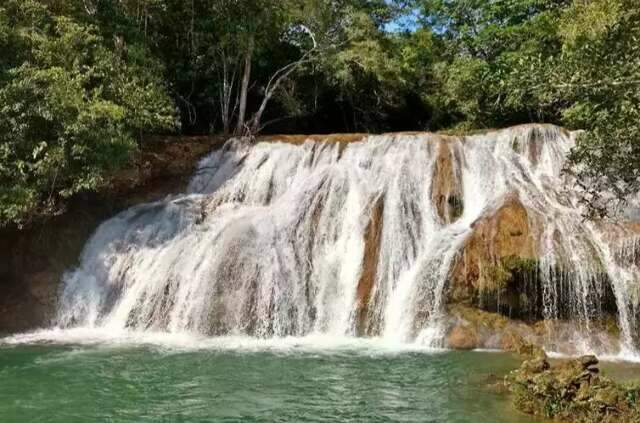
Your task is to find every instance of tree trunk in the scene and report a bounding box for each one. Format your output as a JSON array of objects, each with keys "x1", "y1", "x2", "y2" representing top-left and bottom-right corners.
[
  {"x1": 249, "y1": 51, "x2": 316, "y2": 133},
  {"x1": 219, "y1": 50, "x2": 237, "y2": 135},
  {"x1": 250, "y1": 84, "x2": 277, "y2": 133},
  {"x1": 236, "y1": 34, "x2": 254, "y2": 135}
]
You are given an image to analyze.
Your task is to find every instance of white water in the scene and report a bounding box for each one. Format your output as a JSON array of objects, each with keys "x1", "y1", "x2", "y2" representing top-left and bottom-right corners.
[{"x1": 45, "y1": 125, "x2": 639, "y2": 358}]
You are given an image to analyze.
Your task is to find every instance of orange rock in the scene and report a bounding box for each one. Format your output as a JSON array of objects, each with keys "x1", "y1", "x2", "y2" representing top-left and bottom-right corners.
[
  {"x1": 447, "y1": 324, "x2": 479, "y2": 350},
  {"x1": 355, "y1": 197, "x2": 384, "y2": 336},
  {"x1": 431, "y1": 141, "x2": 464, "y2": 223},
  {"x1": 449, "y1": 195, "x2": 538, "y2": 304}
]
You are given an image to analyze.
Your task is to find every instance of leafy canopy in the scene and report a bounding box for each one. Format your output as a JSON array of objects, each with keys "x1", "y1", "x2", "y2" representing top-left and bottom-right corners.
[{"x1": 0, "y1": 0, "x2": 176, "y2": 226}]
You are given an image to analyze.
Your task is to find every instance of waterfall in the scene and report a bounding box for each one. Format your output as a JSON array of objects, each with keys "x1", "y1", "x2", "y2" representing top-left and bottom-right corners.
[{"x1": 55, "y1": 125, "x2": 640, "y2": 356}]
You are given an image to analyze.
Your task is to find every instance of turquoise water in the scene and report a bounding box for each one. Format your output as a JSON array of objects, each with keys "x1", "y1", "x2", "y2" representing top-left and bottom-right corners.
[{"x1": 0, "y1": 337, "x2": 538, "y2": 423}]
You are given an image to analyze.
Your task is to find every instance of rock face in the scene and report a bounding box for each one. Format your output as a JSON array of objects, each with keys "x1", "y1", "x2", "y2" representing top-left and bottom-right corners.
[
  {"x1": 444, "y1": 305, "x2": 621, "y2": 356},
  {"x1": 0, "y1": 136, "x2": 223, "y2": 333},
  {"x1": 3, "y1": 125, "x2": 639, "y2": 356},
  {"x1": 444, "y1": 192, "x2": 632, "y2": 352},
  {"x1": 446, "y1": 324, "x2": 479, "y2": 350},
  {"x1": 449, "y1": 196, "x2": 539, "y2": 317}
]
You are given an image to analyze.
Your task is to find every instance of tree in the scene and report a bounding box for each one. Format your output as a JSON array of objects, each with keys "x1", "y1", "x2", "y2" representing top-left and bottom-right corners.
[
  {"x1": 418, "y1": 0, "x2": 640, "y2": 215},
  {"x1": 555, "y1": 0, "x2": 640, "y2": 216},
  {"x1": 0, "y1": 0, "x2": 177, "y2": 226},
  {"x1": 419, "y1": 0, "x2": 568, "y2": 128}
]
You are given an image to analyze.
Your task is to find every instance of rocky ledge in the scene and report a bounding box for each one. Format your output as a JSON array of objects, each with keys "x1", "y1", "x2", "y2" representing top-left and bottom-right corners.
[{"x1": 444, "y1": 193, "x2": 639, "y2": 355}]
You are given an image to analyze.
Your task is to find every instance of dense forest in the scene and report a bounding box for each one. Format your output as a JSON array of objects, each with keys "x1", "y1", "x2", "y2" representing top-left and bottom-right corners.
[{"x1": 0, "y1": 0, "x2": 638, "y2": 226}]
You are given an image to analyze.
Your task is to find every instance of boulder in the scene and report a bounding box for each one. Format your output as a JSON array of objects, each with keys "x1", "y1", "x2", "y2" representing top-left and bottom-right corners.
[{"x1": 506, "y1": 354, "x2": 640, "y2": 422}]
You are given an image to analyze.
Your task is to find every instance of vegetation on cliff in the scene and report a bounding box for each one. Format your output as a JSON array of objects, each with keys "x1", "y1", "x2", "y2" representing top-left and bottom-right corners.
[{"x1": 1, "y1": 0, "x2": 639, "y2": 226}]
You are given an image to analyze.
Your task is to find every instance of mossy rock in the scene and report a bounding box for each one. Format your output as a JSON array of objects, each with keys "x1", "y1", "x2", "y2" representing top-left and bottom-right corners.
[
  {"x1": 447, "y1": 195, "x2": 464, "y2": 221},
  {"x1": 474, "y1": 255, "x2": 543, "y2": 319},
  {"x1": 506, "y1": 355, "x2": 640, "y2": 422},
  {"x1": 448, "y1": 196, "x2": 539, "y2": 312},
  {"x1": 479, "y1": 256, "x2": 539, "y2": 295}
]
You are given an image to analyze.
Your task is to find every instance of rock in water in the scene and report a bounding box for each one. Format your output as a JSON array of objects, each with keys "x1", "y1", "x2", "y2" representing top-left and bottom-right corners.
[{"x1": 506, "y1": 355, "x2": 640, "y2": 422}]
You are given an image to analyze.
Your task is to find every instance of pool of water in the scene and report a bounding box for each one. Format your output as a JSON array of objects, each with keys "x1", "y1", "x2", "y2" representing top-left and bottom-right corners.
[{"x1": 0, "y1": 333, "x2": 544, "y2": 423}]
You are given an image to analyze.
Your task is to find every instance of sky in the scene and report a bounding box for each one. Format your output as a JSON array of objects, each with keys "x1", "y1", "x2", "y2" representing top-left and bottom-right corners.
[
  {"x1": 384, "y1": 8, "x2": 421, "y2": 32},
  {"x1": 385, "y1": 10, "x2": 421, "y2": 32}
]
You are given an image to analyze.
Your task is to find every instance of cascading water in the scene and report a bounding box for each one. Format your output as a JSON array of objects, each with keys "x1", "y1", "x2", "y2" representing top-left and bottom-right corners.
[{"x1": 54, "y1": 125, "x2": 640, "y2": 357}]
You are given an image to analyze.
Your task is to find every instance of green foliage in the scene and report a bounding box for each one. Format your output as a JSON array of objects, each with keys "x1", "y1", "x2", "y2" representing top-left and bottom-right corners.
[
  {"x1": 315, "y1": 6, "x2": 407, "y2": 129},
  {"x1": 418, "y1": 0, "x2": 640, "y2": 212},
  {"x1": 0, "y1": 0, "x2": 176, "y2": 226},
  {"x1": 557, "y1": 0, "x2": 640, "y2": 215},
  {"x1": 2, "y1": 0, "x2": 638, "y2": 225},
  {"x1": 482, "y1": 256, "x2": 540, "y2": 295},
  {"x1": 420, "y1": 0, "x2": 568, "y2": 128}
]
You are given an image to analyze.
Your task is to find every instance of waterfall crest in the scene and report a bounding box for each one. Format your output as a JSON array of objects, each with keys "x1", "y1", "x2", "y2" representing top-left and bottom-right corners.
[{"x1": 56, "y1": 125, "x2": 640, "y2": 356}]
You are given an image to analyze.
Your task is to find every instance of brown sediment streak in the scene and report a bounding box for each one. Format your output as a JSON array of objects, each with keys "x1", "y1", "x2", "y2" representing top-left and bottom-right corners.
[
  {"x1": 257, "y1": 124, "x2": 574, "y2": 147},
  {"x1": 355, "y1": 196, "x2": 384, "y2": 336},
  {"x1": 527, "y1": 131, "x2": 541, "y2": 167},
  {"x1": 336, "y1": 141, "x2": 350, "y2": 161},
  {"x1": 431, "y1": 140, "x2": 463, "y2": 223},
  {"x1": 257, "y1": 133, "x2": 368, "y2": 145}
]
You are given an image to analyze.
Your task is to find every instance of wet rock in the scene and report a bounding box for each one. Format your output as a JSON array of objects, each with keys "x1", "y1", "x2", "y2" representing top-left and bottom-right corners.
[
  {"x1": 448, "y1": 196, "x2": 540, "y2": 317},
  {"x1": 355, "y1": 197, "x2": 384, "y2": 336},
  {"x1": 520, "y1": 355, "x2": 550, "y2": 373},
  {"x1": 447, "y1": 193, "x2": 623, "y2": 324},
  {"x1": 431, "y1": 140, "x2": 464, "y2": 223},
  {"x1": 578, "y1": 355, "x2": 599, "y2": 370},
  {"x1": 446, "y1": 304, "x2": 625, "y2": 357},
  {"x1": 446, "y1": 304, "x2": 538, "y2": 351},
  {"x1": 446, "y1": 324, "x2": 479, "y2": 349},
  {"x1": 513, "y1": 340, "x2": 547, "y2": 360}
]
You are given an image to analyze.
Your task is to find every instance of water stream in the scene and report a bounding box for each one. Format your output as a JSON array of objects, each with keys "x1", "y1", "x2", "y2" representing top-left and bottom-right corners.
[{"x1": 29, "y1": 124, "x2": 639, "y2": 358}]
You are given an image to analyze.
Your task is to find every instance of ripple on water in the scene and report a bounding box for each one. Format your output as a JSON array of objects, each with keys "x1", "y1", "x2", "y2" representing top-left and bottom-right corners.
[{"x1": 0, "y1": 336, "x2": 545, "y2": 423}]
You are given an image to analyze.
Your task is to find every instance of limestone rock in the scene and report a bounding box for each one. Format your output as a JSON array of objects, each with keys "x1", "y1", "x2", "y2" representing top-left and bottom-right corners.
[
  {"x1": 449, "y1": 195, "x2": 540, "y2": 317},
  {"x1": 431, "y1": 140, "x2": 463, "y2": 223},
  {"x1": 446, "y1": 324, "x2": 479, "y2": 350}
]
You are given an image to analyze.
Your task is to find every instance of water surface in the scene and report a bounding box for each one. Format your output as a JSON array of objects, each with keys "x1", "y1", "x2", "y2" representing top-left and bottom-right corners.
[{"x1": 0, "y1": 338, "x2": 537, "y2": 422}]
